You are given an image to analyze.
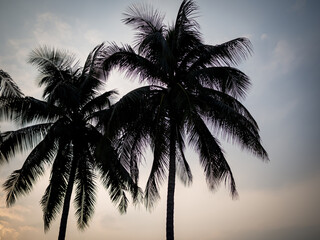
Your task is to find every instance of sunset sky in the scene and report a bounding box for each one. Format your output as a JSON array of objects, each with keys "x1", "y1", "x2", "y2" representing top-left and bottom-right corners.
[{"x1": 1, "y1": 0, "x2": 320, "y2": 239}]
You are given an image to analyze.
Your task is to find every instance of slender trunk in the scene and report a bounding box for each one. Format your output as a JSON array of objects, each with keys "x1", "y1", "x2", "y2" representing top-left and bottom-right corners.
[
  {"x1": 166, "y1": 119, "x2": 176, "y2": 240},
  {"x1": 58, "y1": 155, "x2": 78, "y2": 240}
]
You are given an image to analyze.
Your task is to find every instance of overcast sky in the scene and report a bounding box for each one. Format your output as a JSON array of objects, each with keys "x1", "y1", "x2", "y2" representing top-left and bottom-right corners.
[{"x1": 1, "y1": 0, "x2": 320, "y2": 239}]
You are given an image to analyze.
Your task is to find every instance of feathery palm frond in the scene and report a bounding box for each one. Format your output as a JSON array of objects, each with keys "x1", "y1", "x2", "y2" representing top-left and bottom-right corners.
[
  {"x1": 74, "y1": 147, "x2": 97, "y2": 229},
  {"x1": 41, "y1": 141, "x2": 72, "y2": 231},
  {"x1": 0, "y1": 70, "x2": 24, "y2": 98},
  {"x1": 3, "y1": 133, "x2": 57, "y2": 206},
  {"x1": 0, "y1": 123, "x2": 51, "y2": 164}
]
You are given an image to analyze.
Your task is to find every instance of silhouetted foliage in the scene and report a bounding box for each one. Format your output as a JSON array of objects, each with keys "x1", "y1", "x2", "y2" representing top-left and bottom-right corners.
[
  {"x1": 101, "y1": 1, "x2": 268, "y2": 240},
  {"x1": 0, "y1": 45, "x2": 140, "y2": 240}
]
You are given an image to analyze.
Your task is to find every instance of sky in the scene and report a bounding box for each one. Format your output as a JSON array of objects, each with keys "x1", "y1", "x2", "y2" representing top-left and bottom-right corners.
[{"x1": 0, "y1": 0, "x2": 320, "y2": 239}]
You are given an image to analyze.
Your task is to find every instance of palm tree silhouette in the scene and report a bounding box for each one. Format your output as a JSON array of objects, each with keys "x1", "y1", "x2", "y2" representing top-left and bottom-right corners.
[
  {"x1": 0, "y1": 45, "x2": 140, "y2": 240},
  {"x1": 102, "y1": 0, "x2": 268, "y2": 239}
]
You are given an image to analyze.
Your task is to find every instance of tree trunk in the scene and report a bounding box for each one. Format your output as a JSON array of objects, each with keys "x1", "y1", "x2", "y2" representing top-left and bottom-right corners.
[
  {"x1": 58, "y1": 155, "x2": 78, "y2": 240},
  {"x1": 166, "y1": 119, "x2": 176, "y2": 240}
]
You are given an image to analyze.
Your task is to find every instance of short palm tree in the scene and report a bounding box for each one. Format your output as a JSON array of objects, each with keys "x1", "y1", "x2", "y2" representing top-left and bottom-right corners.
[
  {"x1": 0, "y1": 45, "x2": 139, "y2": 240},
  {"x1": 102, "y1": 1, "x2": 269, "y2": 239}
]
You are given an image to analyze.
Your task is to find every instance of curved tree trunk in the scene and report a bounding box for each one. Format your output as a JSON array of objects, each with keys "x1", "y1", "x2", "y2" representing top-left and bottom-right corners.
[
  {"x1": 58, "y1": 155, "x2": 78, "y2": 240},
  {"x1": 166, "y1": 118, "x2": 176, "y2": 240}
]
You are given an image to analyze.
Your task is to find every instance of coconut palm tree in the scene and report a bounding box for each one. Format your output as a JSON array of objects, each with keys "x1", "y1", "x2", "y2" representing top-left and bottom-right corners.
[
  {"x1": 102, "y1": 1, "x2": 269, "y2": 239},
  {"x1": 0, "y1": 45, "x2": 140, "y2": 240}
]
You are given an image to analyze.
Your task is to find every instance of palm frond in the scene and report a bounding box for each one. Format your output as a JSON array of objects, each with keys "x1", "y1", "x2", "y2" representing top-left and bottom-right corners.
[
  {"x1": 172, "y1": 0, "x2": 201, "y2": 57},
  {"x1": 0, "y1": 70, "x2": 24, "y2": 98},
  {"x1": 46, "y1": 80, "x2": 80, "y2": 108},
  {"x1": 28, "y1": 46, "x2": 80, "y2": 103},
  {"x1": 197, "y1": 87, "x2": 259, "y2": 129},
  {"x1": 101, "y1": 86, "x2": 154, "y2": 136},
  {"x1": 28, "y1": 46, "x2": 77, "y2": 80},
  {"x1": 190, "y1": 67, "x2": 251, "y2": 99},
  {"x1": 196, "y1": 93, "x2": 268, "y2": 160},
  {"x1": 103, "y1": 43, "x2": 167, "y2": 85},
  {"x1": 74, "y1": 147, "x2": 96, "y2": 230},
  {"x1": 186, "y1": 111, "x2": 238, "y2": 197},
  {"x1": 41, "y1": 141, "x2": 72, "y2": 231},
  {"x1": 0, "y1": 96, "x2": 62, "y2": 125},
  {"x1": 195, "y1": 38, "x2": 253, "y2": 68},
  {"x1": 176, "y1": 127, "x2": 193, "y2": 186},
  {"x1": 0, "y1": 123, "x2": 51, "y2": 164},
  {"x1": 3, "y1": 134, "x2": 58, "y2": 206},
  {"x1": 144, "y1": 116, "x2": 170, "y2": 209},
  {"x1": 81, "y1": 90, "x2": 117, "y2": 117},
  {"x1": 79, "y1": 43, "x2": 107, "y2": 104},
  {"x1": 123, "y1": 3, "x2": 165, "y2": 49},
  {"x1": 95, "y1": 137, "x2": 141, "y2": 213}
]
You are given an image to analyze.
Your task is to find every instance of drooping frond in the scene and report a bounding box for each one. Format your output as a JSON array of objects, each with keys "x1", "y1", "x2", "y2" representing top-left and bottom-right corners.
[
  {"x1": 3, "y1": 133, "x2": 58, "y2": 206},
  {"x1": 74, "y1": 146, "x2": 97, "y2": 230},
  {"x1": 95, "y1": 137, "x2": 142, "y2": 213},
  {"x1": 196, "y1": 92, "x2": 268, "y2": 160},
  {"x1": 41, "y1": 141, "x2": 72, "y2": 231},
  {"x1": 144, "y1": 113, "x2": 170, "y2": 209},
  {"x1": 197, "y1": 87, "x2": 259, "y2": 129},
  {"x1": 0, "y1": 70, "x2": 24, "y2": 98},
  {"x1": 186, "y1": 111, "x2": 238, "y2": 197},
  {"x1": 176, "y1": 127, "x2": 193, "y2": 186}
]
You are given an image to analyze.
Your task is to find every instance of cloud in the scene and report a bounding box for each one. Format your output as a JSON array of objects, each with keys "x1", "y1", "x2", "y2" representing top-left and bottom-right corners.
[
  {"x1": 260, "y1": 33, "x2": 268, "y2": 40},
  {"x1": 84, "y1": 30, "x2": 104, "y2": 45},
  {"x1": 0, "y1": 222, "x2": 19, "y2": 240},
  {"x1": 263, "y1": 40, "x2": 296, "y2": 75},
  {"x1": 33, "y1": 13, "x2": 72, "y2": 47}
]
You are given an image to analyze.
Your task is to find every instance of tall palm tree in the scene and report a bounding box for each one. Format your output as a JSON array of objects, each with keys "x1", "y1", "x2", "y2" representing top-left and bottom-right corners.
[
  {"x1": 0, "y1": 45, "x2": 139, "y2": 240},
  {"x1": 102, "y1": 1, "x2": 268, "y2": 239}
]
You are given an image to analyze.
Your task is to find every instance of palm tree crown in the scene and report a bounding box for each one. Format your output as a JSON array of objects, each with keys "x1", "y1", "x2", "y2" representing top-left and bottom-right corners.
[
  {"x1": 0, "y1": 44, "x2": 139, "y2": 240},
  {"x1": 102, "y1": 1, "x2": 268, "y2": 240}
]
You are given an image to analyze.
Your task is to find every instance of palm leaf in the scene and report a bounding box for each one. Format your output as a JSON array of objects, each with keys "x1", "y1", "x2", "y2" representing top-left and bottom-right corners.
[
  {"x1": 176, "y1": 127, "x2": 193, "y2": 186},
  {"x1": 74, "y1": 146, "x2": 96, "y2": 229},
  {"x1": 0, "y1": 96, "x2": 62, "y2": 124},
  {"x1": 196, "y1": 93, "x2": 268, "y2": 160},
  {"x1": 41, "y1": 141, "x2": 72, "y2": 231},
  {"x1": 79, "y1": 43, "x2": 107, "y2": 105},
  {"x1": 28, "y1": 46, "x2": 77, "y2": 79},
  {"x1": 103, "y1": 43, "x2": 166, "y2": 85},
  {"x1": 123, "y1": 2, "x2": 165, "y2": 49},
  {"x1": 0, "y1": 123, "x2": 51, "y2": 164},
  {"x1": 3, "y1": 132, "x2": 58, "y2": 206},
  {"x1": 186, "y1": 111, "x2": 238, "y2": 197},
  {"x1": 81, "y1": 90, "x2": 117, "y2": 118},
  {"x1": 190, "y1": 67, "x2": 251, "y2": 99},
  {"x1": 95, "y1": 137, "x2": 141, "y2": 213},
  {"x1": 0, "y1": 70, "x2": 24, "y2": 98}
]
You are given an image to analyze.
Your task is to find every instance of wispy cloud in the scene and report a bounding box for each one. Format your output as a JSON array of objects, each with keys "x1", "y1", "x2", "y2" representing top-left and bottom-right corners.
[
  {"x1": 33, "y1": 13, "x2": 72, "y2": 47},
  {"x1": 262, "y1": 39, "x2": 296, "y2": 75}
]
